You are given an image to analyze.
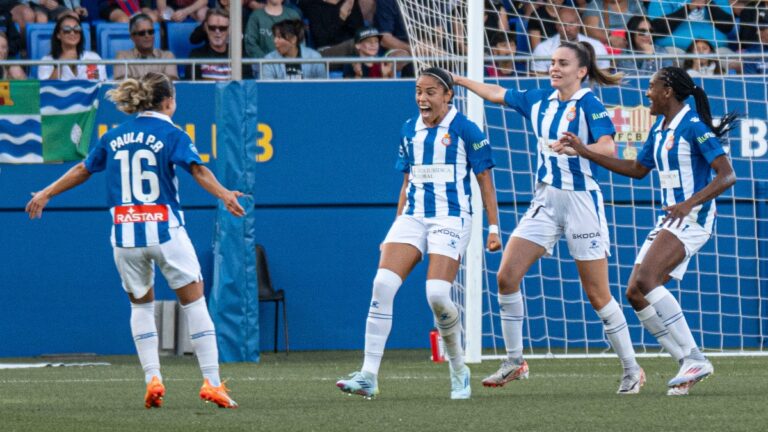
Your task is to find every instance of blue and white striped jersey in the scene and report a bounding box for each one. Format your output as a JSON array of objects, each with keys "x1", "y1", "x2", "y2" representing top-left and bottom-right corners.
[
  {"x1": 504, "y1": 87, "x2": 615, "y2": 191},
  {"x1": 397, "y1": 106, "x2": 495, "y2": 218},
  {"x1": 84, "y1": 111, "x2": 203, "y2": 248},
  {"x1": 637, "y1": 104, "x2": 727, "y2": 232}
]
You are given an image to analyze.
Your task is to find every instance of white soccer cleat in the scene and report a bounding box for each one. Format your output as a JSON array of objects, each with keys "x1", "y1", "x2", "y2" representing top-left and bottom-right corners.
[
  {"x1": 336, "y1": 371, "x2": 379, "y2": 399},
  {"x1": 667, "y1": 358, "x2": 714, "y2": 391},
  {"x1": 481, "y1": 360, "x2": 529, "y2": 388},
  {"x1": 617, "y1": 367, "x2": 645, "y2": 394},
  {"x1": 450, "y1": 365, "x2": 471, "y2": 400}
]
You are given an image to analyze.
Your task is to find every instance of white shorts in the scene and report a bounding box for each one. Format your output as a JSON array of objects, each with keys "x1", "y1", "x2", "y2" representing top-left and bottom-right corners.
[
  {"x1": 383, "y1": 214, "x2": 472, "y2": 260},
  {"x1": 512, "y1": 184, "x2": 610, "y2": 261},
  {"x1": 635, "y1": 216, "x2": 711, "y2": 280},
  {"x1": 113, "y1": 226, "x2": 203, "y2": 299}
]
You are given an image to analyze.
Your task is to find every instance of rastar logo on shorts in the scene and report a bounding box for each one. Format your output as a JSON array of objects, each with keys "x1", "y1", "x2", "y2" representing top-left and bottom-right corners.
[{"x1": 114, "y1": 204, "x2": 169, "y2": 224}]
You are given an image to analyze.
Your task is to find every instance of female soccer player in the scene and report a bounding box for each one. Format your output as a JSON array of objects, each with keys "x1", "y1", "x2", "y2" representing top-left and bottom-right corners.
[
  {"x1": 336, "y1": 67, "x2": 501, "y2": 400},
  {"x1": 453, "y1": 41, "x2": 644, "y2": 394},
  {"x1": 25, "y1": 72, "x2": 243, "y2": 409},
  {"x1": 561, "y1": 66, "x2": 737, "y2": 395}
]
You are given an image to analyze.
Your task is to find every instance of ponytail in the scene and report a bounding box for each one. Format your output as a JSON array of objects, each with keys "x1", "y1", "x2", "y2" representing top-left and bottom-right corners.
[
  {"x1": 559, "y1": 41, "x2": 623, "y2": 86},
  {"x1": 107, "y1": 72, "x2": 174, "y2": 115},
  {"x1": 659, "y1": 66, "x2": 738, "y2": 139}
]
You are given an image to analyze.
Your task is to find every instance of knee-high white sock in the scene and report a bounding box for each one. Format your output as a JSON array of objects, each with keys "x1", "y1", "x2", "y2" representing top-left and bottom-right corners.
[
  {"x1": 645, "y1": 286, "x2": 699, "y2": 358},
  {"x1": 426, "y1": 279, "x2": 464, "y2": 371},
  {"x1": 361, "y1": 269, "x2": 402, "y2": 376},
  {"x1": 130, "y1": 302, "x2": 161, "y2": 384},
  {"x1": 636, "y1": 304, "x2": 685, "y2": 362},
  {"x1": 596, "y1": 298, "x2": 639, "y2": 371},
  {"x1": 181, "y1": 297, "x2": 221, "y2": 386},
  {"x1": 498, "y1": 292, "x2": 524, "y2": 363}
]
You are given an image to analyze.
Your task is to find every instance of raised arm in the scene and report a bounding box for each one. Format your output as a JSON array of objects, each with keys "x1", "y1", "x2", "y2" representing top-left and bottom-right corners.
[
  {"x1": 190, "y1": 163, "x2": 246, "y2": 217},
  {"x1": 475, "y1": 168, "x2": 501, "y2": 252},
  {"x1": 26, "y1": 162, "x2": 92, "y2": 219},
  {"x1": 560, "y1": 131, "x2": 652, "y2": 179},
  {"x1": 452, "y1": 75, "x2": 506, "y2": 105},
  {"x1": 662, "y1": 154, "x2": 736, "y2": 227}
]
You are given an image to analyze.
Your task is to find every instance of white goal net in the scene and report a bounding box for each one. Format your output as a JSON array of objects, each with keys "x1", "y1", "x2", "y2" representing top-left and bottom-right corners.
[{"x1": 396, "y1": 0, "x2": 768, "y2": 360}]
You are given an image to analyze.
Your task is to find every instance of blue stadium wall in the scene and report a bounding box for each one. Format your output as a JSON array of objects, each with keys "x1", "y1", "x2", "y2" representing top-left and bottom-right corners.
[{"x1": 0, "y1": 79, "x2": 766, "y2": 357}]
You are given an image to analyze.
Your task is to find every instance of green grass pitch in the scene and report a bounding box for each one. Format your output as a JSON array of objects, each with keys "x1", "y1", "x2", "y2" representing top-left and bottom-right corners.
[{"x1": 2, "y1": 350, "x2": 767, "y2": 431}]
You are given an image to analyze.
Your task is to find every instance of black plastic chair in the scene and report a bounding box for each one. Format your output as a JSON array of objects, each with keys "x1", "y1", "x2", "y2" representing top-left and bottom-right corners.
[{"x1": 256, "y1": 244, "x2": 289, "y2": 353}]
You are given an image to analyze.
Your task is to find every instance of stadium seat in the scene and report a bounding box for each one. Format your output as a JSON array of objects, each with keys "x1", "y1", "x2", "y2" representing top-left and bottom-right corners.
[
  {"x1": 167, "y1": 22, "x2": 204, "y2": 59},
  {"x1": 96, "y1": 21, "x2": 161, "y2": 59},
  {"x1": 26, "y1": 23, "x2": 92, "y2": 77},
  {"x1": 256, "y1": 244, "x2": 289, "y2": 353}
]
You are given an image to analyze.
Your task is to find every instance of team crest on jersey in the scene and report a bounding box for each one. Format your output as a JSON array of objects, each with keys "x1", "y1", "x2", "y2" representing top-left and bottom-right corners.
[
  {"x1": 565, "y1": 106, "x2": 577, "y2": 121},
  {"x1": 441, "y1": 133, "x2": 452, "y2": 146},
  {"x1": 665, "y1": 133, "x2": 675, "y2": 150}
]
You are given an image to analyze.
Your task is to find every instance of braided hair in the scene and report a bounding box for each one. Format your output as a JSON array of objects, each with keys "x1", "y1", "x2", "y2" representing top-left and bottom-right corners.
[{"x1": 657, "y1": 66, "x2": 738, "y2": 139}]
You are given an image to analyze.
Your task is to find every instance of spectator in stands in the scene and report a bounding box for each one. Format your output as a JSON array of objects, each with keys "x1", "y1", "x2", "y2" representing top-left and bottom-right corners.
[
  {"x1": 343, "y1": 27, "x2": 394, "y2": 78},
  {"x1": 739, "y1": 1, "x2": 768, "y2": 49},
  {"x1": 485, "y1": 31, "x2": 519, "y2": 77},
  {"x1": 157, "y1": 0, "x2": 207, "y2": 22},
  {"x1": 244, "y1": 0, "x2": 301, "y2": 60},
  {"x1": 531, "y1": 7, "x2": 609, "y2": 75},
  {"x1": 0, "y1": 31, "x2": 26, "y2": 78},
  {"x1": 648, "y1": 0, "x2": 735, "y2": 52},
  {"x1": 192, "y1": 0, "x2": 257, "y2": 45},
  {"x1": 527, "y1": 0, "x2": 566, "y2": 51},
  {"x1": 262, "y1": 18, "x2": 326, "y2": 79},
  {"x1": 616, "y1": 15, "x2": 672, "y2": 75},
  {"x1": 1, "y1": 0, "x2": 35, "y2": 42},
  {"x1": 684, "y1": 38, "x2": 722, "y2": 75},
  {"x1": 0, "y1": 7, "x2": 20, "y2": 57},
  {"x1": 189, "y1": 8, "x2": 250, "y2": 80},
  {"x1": 297, "y1": 0, "x2": 364, "y2": 58},
  {"x1": 582, "y1": 0, "x2": 645, "y2": 53},
  {"x1": 742, "y1": 16, "x2": 768, "y2": 73},
  {"x1": 114, "y1": 13, "x2": 178, "y2": 80},
  {"x1": 98, "y1": 0, "x2": 158, "y2": 23},
  {"x1": 375, "y1": 0, "x2": 411, "y2": 53},
  {"x1": 38, "y1": 14, "x2": 106, "y2": 80},
  {"x1": 29, "y1": 0, "x2": 88, "y2": 23}
]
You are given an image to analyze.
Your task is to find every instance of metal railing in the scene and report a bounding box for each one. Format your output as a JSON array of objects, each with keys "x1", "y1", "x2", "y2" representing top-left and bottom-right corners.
[{"x1": 2, "y1": 52, "x2": 767, "y2": 80}]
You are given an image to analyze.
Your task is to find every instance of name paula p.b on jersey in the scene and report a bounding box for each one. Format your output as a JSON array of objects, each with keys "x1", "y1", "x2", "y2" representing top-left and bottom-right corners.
[{"x1": 109, "y1": 132, "x2": 165, "y2": 153}]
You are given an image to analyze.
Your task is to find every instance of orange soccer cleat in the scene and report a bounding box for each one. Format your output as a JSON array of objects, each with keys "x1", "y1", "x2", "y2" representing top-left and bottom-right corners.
[
  {"x1": 199, "y1": 379, "x2": 238, "y2": 409},
  {"x1": 144, "y1": 376, "x2": 165, "y2": 409}
]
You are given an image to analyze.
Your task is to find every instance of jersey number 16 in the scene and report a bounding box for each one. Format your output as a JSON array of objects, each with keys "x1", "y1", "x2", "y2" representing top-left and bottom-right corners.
[{"x1": 114, "y1": 149, "x2": 160, "y2": 203}]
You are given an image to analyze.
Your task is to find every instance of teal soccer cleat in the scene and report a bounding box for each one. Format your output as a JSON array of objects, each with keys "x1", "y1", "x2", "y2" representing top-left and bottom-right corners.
[{"x1": 450, "y1": 365, "x2": 471, "y2": 400}]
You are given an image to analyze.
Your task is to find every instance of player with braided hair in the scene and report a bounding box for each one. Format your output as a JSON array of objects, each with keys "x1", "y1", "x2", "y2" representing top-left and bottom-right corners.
[{"x1": 562, "y1": 66, "x2": 738, "y2": 396}]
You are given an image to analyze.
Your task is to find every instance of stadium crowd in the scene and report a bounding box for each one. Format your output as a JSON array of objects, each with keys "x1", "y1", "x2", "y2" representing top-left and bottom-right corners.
[{"x1": 1, "y1": 0, "x2": 767, "y2": 80}]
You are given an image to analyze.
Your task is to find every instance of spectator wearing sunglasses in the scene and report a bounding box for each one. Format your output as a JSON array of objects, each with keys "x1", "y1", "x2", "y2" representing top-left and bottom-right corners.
[
  {"x1": 616, "y1": 15, "x2": 672, "y2": 75},
  {"x1": 188, "y1": 8, "x2": 251, "y2": 80},
  {"x1": 38, "y1": 14, "x2": 106, "y2": 80},
  {"x1": 115, "y1": 13, "x2": 178, "y2": 80}
]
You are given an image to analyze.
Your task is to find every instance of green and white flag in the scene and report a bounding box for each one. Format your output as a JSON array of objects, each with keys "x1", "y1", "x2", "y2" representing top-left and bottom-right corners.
[{"x1": 0, "y1": 80, "x2": 99, "y2": 164}]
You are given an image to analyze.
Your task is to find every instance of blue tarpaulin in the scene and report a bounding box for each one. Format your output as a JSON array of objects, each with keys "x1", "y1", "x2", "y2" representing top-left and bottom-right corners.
[{"x1": 209, "y1": 81, "x2": 260, "y2": 363}]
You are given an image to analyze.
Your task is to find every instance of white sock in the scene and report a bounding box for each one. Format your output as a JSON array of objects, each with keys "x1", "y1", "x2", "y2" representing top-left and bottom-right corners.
[
  {"x1": 636, "y1": 304, "x2": 685, "y2": 362},
  {"x1": 645, "y1": 286, "x2": 699, "y2": 358},
  {"x1": 361, "y1": 269, "x2": 402, "y2": 376},
  {"x1": 181, "y1": 297, "x2": 221, "y2": 386},
  {"x1": 498, "y1": 292, "x2": 524, "y2": 362},
  {"x1": 426, "y1": 279, "x2": 464, "y2": 371},
  {"x1": 596, "y1": 298, "x2": 639, "y2": 371},
  {"x1": 130, "y1": 302, "x2": 161, "y2": 384}
]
